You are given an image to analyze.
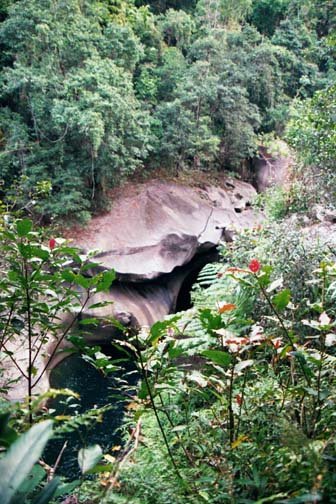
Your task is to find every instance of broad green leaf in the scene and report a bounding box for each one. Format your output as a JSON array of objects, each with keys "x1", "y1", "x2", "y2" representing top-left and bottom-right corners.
[
  {"x1": 78, "y1": 444, "x2": 103, "y2": 474},
  {"x1": 202, "y1": 350, "x2": 232, "y2": 367},
  {"x1": 16, "y1": 219, "x2": 33, "y2": 237},
  {"x1": 199, "y1": 309, "x2": 223, "y2": 332},
  {"x1": 18, "y1": 243, "x2": 32, "y2": 258},
  {"x1": 84, "y1": 463, "x2": 113, "y2": 474},
  {"x1": 95, "y1": 270, "x2": 116, "y2": 292},
  {"x1": 148, "y1": 316, "x2": 179, "y2": 345},
  {"x1": 53, "y1": 480, "x2": 80, "y2": 499},
  {"x1": 12, "y1": 465, "x2": 46, "y2": 502},
  {"x1": 73, "y1": 274, "x2": 90, "y2": 289},
  {"x1": 0, "y1": 420, "x2": 53, "y2": 504},
  {"x1": 8, "y1": 270, "x2": 21, "y2": 282},
  {"x1": 303, "y1": 387, "x2": 318, "y2": 397},
  {"x1": 29, "y1": 246, "x2": 50, "y2": 261},
  {"x1": 198, "y1": 490, "x2": 210, "y2": 502},
  {"x1": 79, "y1": 317, "x2": 99, "y2": 326},
  {"x1": 168, "y1": 346, "x2": 184, "y2": 359},
  {"x1": 257, "y1": 266, "x2": 272, "y2": 287},
  {"x1": 272, "y1": 289, "x2": 291, "y2": 311},
  {"x1": 171, "y1": 425, "x2": 187, "y2": 432},
  {"x1": 187, "y1": 371, "x2": 208, "y2": 388},
  {"x1": 291, "y1": 352, "x2": 314, "y2": 379},
  {"x1": 138, "y1": 379, "x2": 151, "y2": 400},
  {"x1": 81, "y1": 262, "x2": 102, "y2": 272},
  {"x1": 61, "y1": 270, "x2": 74, "y2": 282},
  {"x1": 88, "y1": 301, "x2": 112, "y2": 310},
  {"x1": 58, "y1": 247, "x2": 82, "y2": 263}
]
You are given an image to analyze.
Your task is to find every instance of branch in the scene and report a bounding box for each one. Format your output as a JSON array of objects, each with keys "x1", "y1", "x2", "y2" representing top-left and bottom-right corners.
[
  {"x1": 32, "y1": 291, "x2": 91, "y2": 389},
  {"x1": 1, "y1": 342, "x2": 28, "y2": 380}
]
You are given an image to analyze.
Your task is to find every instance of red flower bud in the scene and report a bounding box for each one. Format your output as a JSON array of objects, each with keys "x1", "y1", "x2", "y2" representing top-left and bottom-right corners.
[
  {"x1": 249, "y1": 259, "x2": 261, "y2": 273},
  {"x1": 49, "y1": 238, "x2": 56, "y2": 250}
]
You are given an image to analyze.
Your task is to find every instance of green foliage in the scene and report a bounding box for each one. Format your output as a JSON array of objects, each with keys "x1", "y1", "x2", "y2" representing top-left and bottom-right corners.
[
  {"x1": 0, "y1": 420, "x2": 55, "y2": 504},
  {"x1": 214, "y1": 222, "x2": 333, "y2": 310},
  {"x1": 107, "y1": 237, "x2": 336, "y2": 503},
  {"x1": 0, "y1": 217, "x2": 117, "y2": 425},
  {"x1": 0, "y1": 0, "x2": 333, "y2": 218},
  {"x1": 196, "y1": 0, "x2": 252, "y2": 29},
  {"x1": 0, "y1": 217, "x2": 130, "y2": 501},
  {"x1": 78, "y1": 444, "x2": 103, "y2": 474},
  {"x1": 249, "y1": 0, "x2": 291, "y2": 36},
  {"x1": 287, "y1": 84, "x2": 336, "y2": 170},
  {"x1": 1, "y1": 3, "x2": 336, "y2": 497},
  {"x1": 286, "y1": 83, "x2": 336, "y2": 206},
  {"x1": 0, "y1": 0, "x2": 152, "y2": 220},
  {"x1": 158, "y1": 8, "x2": 195, "y2": 48},
  {"x1": 254, "y1": 182, "x2": 309, "y2": 220}
]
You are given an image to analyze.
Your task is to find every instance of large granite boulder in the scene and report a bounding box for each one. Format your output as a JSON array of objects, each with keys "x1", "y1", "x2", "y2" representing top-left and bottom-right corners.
[{"x1": 73, "y1": 178, "x2": 262, "y2": 281}]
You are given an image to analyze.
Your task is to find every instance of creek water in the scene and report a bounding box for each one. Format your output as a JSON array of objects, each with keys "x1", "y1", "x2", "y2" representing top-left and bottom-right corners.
[{"x1": 45, "y1": 350, "x2": 138, "y2": 477}]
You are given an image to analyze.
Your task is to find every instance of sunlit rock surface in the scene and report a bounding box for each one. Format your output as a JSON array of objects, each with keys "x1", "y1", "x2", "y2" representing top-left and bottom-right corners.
[{"x1": 73, "y1": 179, "x2": 262, "y2": 281}]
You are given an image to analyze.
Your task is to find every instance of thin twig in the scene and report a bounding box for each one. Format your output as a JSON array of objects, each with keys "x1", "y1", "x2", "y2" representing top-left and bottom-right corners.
[
  {"x1": 106, "y1": 420, "x2": 141, "y2": 492},
  {"x1": 50, "y1": 441, "x2": 68, "y2": 481},
  {"x1": 1, "y1": 342, "x2": 28, "y2": 379}
]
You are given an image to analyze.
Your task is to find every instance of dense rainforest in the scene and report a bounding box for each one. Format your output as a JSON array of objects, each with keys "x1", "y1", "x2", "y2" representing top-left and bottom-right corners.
[
  {"x1": 0, "y1": 0, "x2": 335, "y2": 220},
  {"x1": 0, "y1": 0, "x2": 336, "y2": 503}
]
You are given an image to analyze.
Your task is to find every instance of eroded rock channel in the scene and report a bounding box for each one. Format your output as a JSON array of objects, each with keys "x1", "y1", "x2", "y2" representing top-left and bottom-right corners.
[{"x1": 71, "y1": 178, "x2": 262, "y2": 327}]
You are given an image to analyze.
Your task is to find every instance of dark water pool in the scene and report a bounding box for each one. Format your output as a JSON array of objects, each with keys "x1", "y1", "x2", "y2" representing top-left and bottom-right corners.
[{"x1": 45, "y1": 352, "x2": 138, "y2": 478}]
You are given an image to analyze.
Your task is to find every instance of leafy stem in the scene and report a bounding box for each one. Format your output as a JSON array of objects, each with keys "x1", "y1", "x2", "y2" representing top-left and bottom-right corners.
[
  {"x1": 256, "y1": 277, "x2": 311, "y2": 385},
  {"x1": 134, "y1": 331, "x2": 186, "y2": 485}
]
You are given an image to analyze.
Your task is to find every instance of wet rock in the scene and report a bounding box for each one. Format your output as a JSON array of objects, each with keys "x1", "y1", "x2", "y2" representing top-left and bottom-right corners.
[{"x1": 4, "y1": 178, "x2": 263, "y2": 401}]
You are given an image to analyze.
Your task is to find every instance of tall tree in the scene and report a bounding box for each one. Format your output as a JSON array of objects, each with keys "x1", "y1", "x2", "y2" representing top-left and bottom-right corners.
[{"x1": 0, "y1": 0, "x2": 152, "y2": 220}]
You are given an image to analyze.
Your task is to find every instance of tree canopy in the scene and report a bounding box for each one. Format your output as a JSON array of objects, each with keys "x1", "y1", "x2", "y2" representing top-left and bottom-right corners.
[{"x1": 0, "y1": 0, "x2": 334, "y2": 220}]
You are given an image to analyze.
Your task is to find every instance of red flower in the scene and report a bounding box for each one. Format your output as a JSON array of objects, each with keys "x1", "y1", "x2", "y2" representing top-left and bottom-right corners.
[
  {"x1": 235, "y1": 394, "x2": 243, "y2": 406},
  {"x1": 49, "y1": 238, "x2": 56, "y2": 250},
  {"x1": 272, "y1": 338, "x2": 283, "y2": 350},
  {"x1": 249, "y1": 259, "x2": 261, "y2": 273}
]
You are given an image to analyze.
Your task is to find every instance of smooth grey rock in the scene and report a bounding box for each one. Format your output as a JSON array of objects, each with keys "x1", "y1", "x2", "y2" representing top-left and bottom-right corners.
[{"x1": 73, "y1": 179, "x2": 262, "y2": 281}]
